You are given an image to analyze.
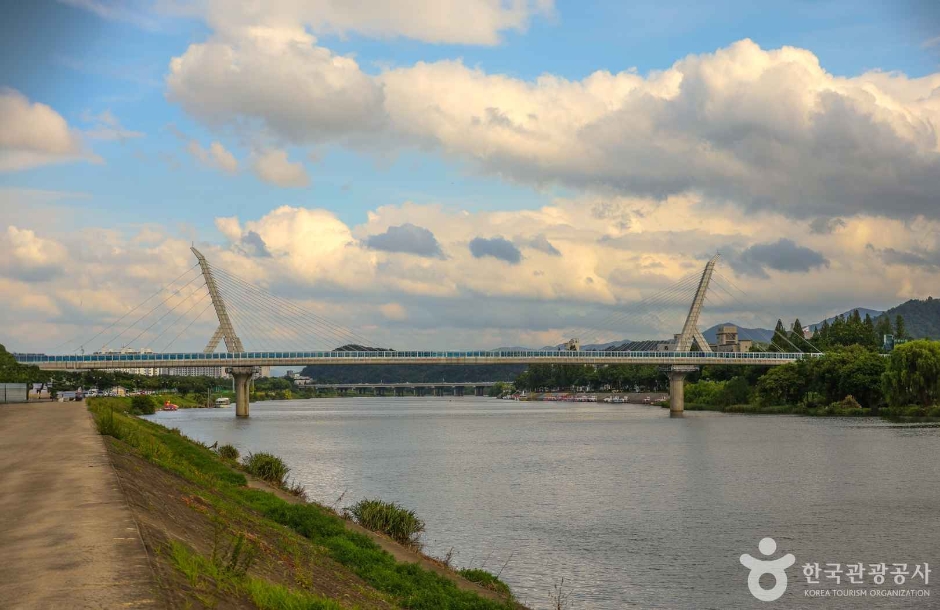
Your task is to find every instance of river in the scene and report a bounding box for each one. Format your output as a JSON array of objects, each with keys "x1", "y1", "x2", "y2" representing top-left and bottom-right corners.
[{"x1": 145, "y1": 398, "x2": 939, "y2": 609}]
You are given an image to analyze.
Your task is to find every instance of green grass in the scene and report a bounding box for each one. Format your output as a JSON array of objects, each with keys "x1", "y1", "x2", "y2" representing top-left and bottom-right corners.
[
  {"x1": 218, "y1": 444, "x2": 240, "y2": 461},
  {"x1": 168, "y1": 539, "x2": 342, "y2": 610},
  {"x1": 457, "y1": 569, "x2": 512, "y2": 597},
  {"x1": 348, "y1": 499, "x2": 425, "y2": 548},
  {"x1": 243, "y1": 452, "x2": 291, "y2": 486},
  {"x1": 87, "y1": 400, "x2": 514, "y2": 610}
]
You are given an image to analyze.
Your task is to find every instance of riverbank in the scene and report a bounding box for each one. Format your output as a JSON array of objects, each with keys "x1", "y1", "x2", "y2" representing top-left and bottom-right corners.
[
  {"x1": 86, "y1": 397, "x2": 520, "y2": 609},
  {"x1": 655, "y1": 400, "x2": 940, "y2": 422}
]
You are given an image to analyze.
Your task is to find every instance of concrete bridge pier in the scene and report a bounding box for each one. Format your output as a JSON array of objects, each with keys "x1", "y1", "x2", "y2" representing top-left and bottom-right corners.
[
  {"x1": 475, "y1": 386, "x2": 485, "y2": 397},
  {"x1": 667, "y1": 366, "x2": 697, "y2": 417},
  {"x1": 229, "y1": 367, "x2": 255, "y2": 417}
]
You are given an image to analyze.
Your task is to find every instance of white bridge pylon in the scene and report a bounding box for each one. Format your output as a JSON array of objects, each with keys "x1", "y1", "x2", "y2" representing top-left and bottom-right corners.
[
  {"x1": 669, "y1": 253, "x2": 719, "y2": 417},
  {"x1": 192, "y1": 246, "x2": 252, "y2": 417}
]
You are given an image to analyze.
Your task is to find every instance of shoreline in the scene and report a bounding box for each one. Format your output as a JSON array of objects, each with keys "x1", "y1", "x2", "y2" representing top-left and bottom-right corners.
[{"x1": 87, "y1": 396, "x2": 523, "y2": 609}]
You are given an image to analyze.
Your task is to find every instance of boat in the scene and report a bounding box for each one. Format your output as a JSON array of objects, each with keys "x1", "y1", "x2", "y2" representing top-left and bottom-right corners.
[
  {"x1": 162, "y1": 401, "x2": 179, "y2": 411},
  {"x1": 214, "y1": 397, "x2": 231, "y2": 407}
]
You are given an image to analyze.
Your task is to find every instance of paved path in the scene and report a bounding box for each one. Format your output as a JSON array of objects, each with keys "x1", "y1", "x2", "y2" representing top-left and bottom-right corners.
[{"x1": 0, "y1": 402, "x2": 162, "y2": 609}]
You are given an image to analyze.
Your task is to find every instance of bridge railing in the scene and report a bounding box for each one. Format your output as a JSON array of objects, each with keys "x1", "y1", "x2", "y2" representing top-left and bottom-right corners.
[{"x1": 15, "y1": 349, "x2": 821, "y2": 365}]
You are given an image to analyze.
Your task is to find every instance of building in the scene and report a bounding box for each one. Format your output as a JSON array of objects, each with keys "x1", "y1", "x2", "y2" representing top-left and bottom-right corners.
[
  {"x1": 96, "y1": 347, "x2": 159, "y2": 376},
  {"x1": 883, "y1": 334, "x2": 908, "y2": 352},
  {"x1": 709, "y1": 325, "x2": 753, "y2": 353},
  {"x1": 159, "y1": 366, "x2": 227, "y2": 378}
]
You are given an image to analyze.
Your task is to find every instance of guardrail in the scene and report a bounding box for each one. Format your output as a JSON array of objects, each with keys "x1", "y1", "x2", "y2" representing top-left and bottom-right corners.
[{"x1": 16, "y1": 349, "x2": 818, "y2": 370}]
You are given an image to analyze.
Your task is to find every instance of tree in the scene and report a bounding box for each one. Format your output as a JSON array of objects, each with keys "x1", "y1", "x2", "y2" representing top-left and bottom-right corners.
[
  {"x1": 769, "y1": 319, "x2": 789, "y2": 352},
  {"x1": 882, "y1": 340, "x2": 940, "y2": 407},
  {"x1": 756, "y1": 364, "x2": 808, "y2": 405},
  {"x1": 895, "y1": 315, "x2": 907, "y2": 340},
  {"x1": 131, "y1": 394, "x2": 156, "y2": 415},
  {"x1": 874, "y1": 316, "x2": 892, "y2": 347},
  {"x1": 790, "y1": 319, "x2": 808, "y2": 351}
]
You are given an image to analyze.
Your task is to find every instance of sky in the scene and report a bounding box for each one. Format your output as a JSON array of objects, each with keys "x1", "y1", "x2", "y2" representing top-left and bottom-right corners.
[{"x1": 1, "y1": 0, "x2": 940, "y2": 353}]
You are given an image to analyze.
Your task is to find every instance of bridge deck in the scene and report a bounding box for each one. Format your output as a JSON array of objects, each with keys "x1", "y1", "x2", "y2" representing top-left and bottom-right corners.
[{"x1": 17, "y1": 350, "x2": 816, "y2": 370}]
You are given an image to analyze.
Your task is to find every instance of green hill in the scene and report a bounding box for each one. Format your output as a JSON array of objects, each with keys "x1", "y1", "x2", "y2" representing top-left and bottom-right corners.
[{"x1": 879, "y1": 297, "x2": 940, "y2": 339}]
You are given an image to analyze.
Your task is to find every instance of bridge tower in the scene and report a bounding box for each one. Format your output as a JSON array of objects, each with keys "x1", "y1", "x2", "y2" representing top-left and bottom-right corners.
[
  {"x1": 191, "y1": 247, "x2": 254, "y2": 417},
  {"x1": 669, "y1": 254, "x2": 719, "y2": 417}
]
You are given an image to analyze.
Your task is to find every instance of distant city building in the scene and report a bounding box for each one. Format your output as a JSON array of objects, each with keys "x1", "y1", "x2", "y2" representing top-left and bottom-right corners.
[
  {"x1": 96, "y1": 347, "x2": 158, "y2": 376},
  {"x1": 883, "y1": 334, "x2": 909, "y2": 352},
  {"x1": 159, "y1": 366, "x2": 227, "y2": 378},
  {"x1": 709, "y1": 325, "x2": 753, "y2": 353}
]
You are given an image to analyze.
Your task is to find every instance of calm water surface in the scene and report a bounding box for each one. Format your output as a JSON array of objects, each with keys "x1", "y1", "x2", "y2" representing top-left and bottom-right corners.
[{"x1": 146, "y1": 399, "x2": 939, "y2": 609}]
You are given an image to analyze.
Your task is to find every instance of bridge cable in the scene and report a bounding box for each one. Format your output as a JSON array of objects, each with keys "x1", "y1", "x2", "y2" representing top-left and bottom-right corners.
[
  {"x1": 123, "y1": 281, "x2": 208, "y2": 350},
  {"x1": 163, "y1": 301, "x2": 216, "y2": 353},
  {"x1": 213, "y1": 269, "x2": 376, "y2": 350},
  {"x1": 211, "y1": 266, "x2": 378, "y2": 349},
  {"x1": 55, "y1": 263, "x2": 200, "y2": 353},
  {"x1": 712, "y1": 269, "x2": 822, "y2": 354},
  {"x1": 99, "y1": 271, "x2": 205, "y2": 353},
  {"x1": 563, "y1": 272, "x2": 703, "y2": 348},
  {"x1": 699, "y1": 283, "x2": 776, "y2": 351},
  {"x1": 559, "y1": 271, "x2": 702, "y2": 348},
  {"x1": 211, "y1": 264, "x2": 377, "y2": 347},
  {"x1": 144, "y1": 285, "x2": 212, "y2": 350},
  {"x1": 211, "y1": 272, "x2": 348, "y2": 351},
  {"x1": 701, "y1": 276, "x2": 785, "y2": 351}
]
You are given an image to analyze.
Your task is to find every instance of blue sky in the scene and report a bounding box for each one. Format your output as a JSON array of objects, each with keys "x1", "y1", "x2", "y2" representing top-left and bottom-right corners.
[
  {"x1": 2, "y1": 0, "x2": 938, "y2": 233},
  {"x1": 1, "y1": 0, "x2": 939, "y2": 351}
]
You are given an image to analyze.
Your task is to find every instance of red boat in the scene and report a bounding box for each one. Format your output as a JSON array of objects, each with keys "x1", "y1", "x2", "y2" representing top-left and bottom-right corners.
[{"x1": 162, "y1": 401, "x2": 179, "y2": 411}]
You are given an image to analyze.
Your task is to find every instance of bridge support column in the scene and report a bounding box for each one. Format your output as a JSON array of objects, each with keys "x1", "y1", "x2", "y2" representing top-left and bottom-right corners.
[
  {"x1": 667, "y1": 367, "x2": 699, "y2": 417},
  {"x1": 475, "y1": 386, "x2": 485, "y2": 397},
  {"x1": 667, "y1": 371, "x2": 685, "y2": 417},
  {"x1": 229, "y1": 367, "x2": 254, "y2": 418}
]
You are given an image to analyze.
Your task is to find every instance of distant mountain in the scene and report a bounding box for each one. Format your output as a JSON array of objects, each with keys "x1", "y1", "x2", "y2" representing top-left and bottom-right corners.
[
  {"x1": 702, "y1": 323, "x2": 773, "y2": 344},
  {"x1": 807, "y1": 308, "x2": 884, "y2": 331},
  {"x1": 879, "y1": 298, "x2": 940, "y2": 339}
]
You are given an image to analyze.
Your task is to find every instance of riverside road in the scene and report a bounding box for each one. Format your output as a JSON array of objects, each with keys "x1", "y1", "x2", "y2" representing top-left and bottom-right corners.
[{"x1": 0, "y1": 402, "x2": 160, "y2": 609}]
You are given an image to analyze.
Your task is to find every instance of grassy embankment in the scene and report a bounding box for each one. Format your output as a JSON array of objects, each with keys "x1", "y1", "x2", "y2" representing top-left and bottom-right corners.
[{"x1": 87, "y1": 397, "x2": 518, "y2": 610}]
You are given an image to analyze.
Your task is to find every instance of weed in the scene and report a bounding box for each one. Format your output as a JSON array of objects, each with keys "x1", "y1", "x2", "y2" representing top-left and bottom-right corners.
[
  {"x1": 347, "y1": 498, "x2": 425, "y2": 548},
  {"x1": 169, "y1": 539, "x2": 340, "y2": 609},
  {"x1": 217, "y1": 444, "x2": 240, "y2": 461},
  {"x1": 458, "y1": 568, "x2": 512, "y2": 597},
  {"x1": 94, "y1": 407, "x2": 122, "y2": 438},
  {"x1": 549, "y1": 577, "x2": 572, "y2": 610},
  {"x1": 243, "y1": 452, "x2": 291, "y2": 486}
]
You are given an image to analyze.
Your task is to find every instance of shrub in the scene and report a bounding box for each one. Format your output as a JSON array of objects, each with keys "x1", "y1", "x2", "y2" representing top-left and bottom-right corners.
[
  {"x1": 217, "y1": 444, "x2": 240, "y2": 461},
  {"x1": 243, "y1": 452, "x2": 290, "y2": 486},
  {"x1": 458, "y1": 568, "x2": 512, "y2": 597},
  {"x1": 93, "y1": 407, "x2": 123, "y2": 438},
  {"x1": 840, "y1": 395, "x2": 862, "y2": 410},
  {"x1": 347, "y1": 499, "x2": 425, "y2": 548},
  {"x1": 131, "y1": 394, "x2": 156, "y2": 415}
]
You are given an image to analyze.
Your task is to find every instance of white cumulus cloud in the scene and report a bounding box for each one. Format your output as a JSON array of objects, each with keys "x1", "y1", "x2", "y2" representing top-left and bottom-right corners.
[
  {"x1": 251, "y1": 149, "x2": 309, "y2": 187},
  {"x1": 0, "y1": 89, "x2": 98, "y2": 172},
  {"x1": 167, "y1": 38, "x2": 940, "y2": 220}
]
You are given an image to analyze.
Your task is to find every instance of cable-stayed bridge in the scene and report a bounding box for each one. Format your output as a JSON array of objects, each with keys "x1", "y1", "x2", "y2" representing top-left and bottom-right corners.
[{"x1": 17, "y1": 248, "x2": 822, "y2": 417}]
